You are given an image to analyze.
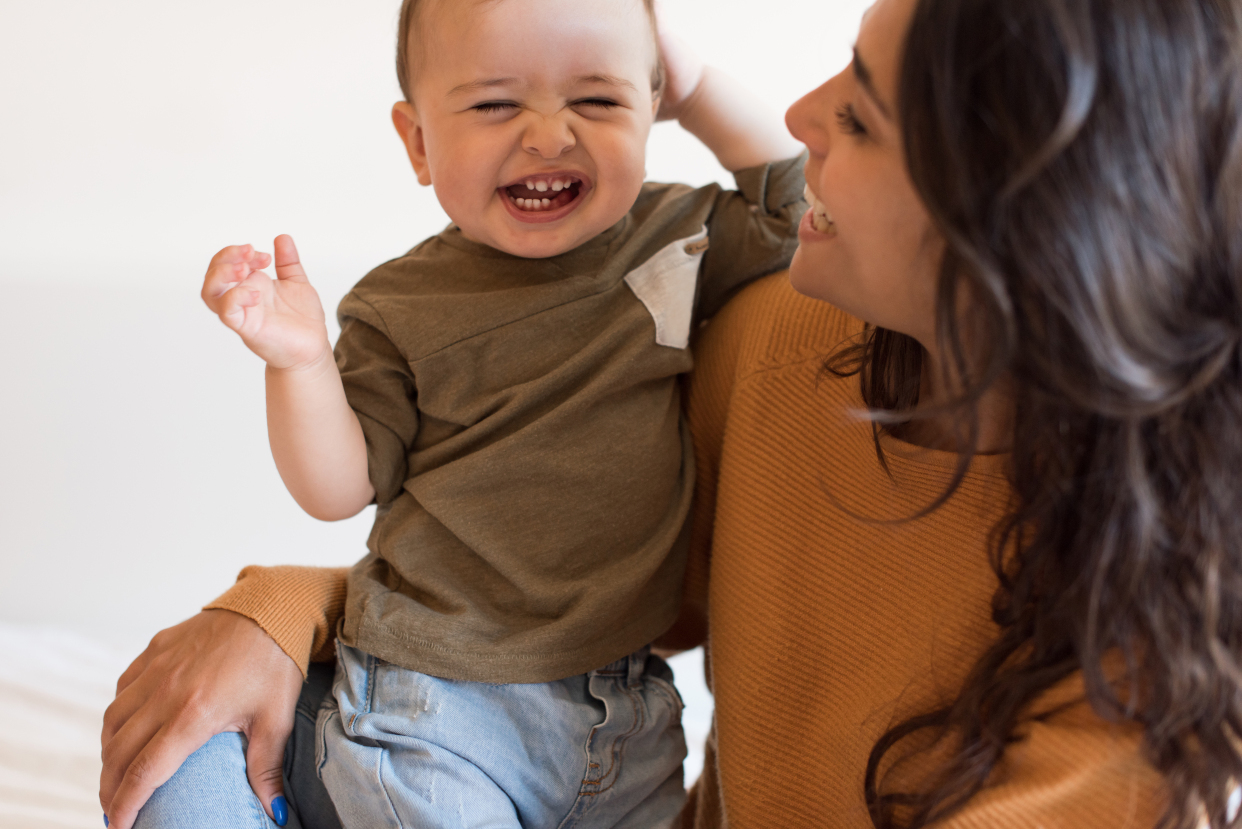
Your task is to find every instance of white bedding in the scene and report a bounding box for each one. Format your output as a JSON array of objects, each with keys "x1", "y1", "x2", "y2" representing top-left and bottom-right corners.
[
  {"x1": 0, "y1": 624, "x2": 136, "y2": 829},
  {"x1": 0, "y1": 623, "x2": 711, "y2": 829}
]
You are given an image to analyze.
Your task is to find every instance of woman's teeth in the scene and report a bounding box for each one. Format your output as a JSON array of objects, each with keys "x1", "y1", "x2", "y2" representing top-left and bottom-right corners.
[{"x1": 804, "y1": 184, "x2": 837, "y2": 236}]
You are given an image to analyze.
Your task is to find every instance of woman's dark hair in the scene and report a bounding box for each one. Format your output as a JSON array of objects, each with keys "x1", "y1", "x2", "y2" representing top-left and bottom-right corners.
[{"x1": 841, "y1": 0, "x2": 1242, "y2": 826}]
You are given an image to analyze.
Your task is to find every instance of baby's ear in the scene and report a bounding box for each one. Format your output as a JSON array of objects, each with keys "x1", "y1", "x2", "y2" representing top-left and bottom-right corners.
[{"x1": 392, "y1": 102, "x2": 433, "y2": 186}]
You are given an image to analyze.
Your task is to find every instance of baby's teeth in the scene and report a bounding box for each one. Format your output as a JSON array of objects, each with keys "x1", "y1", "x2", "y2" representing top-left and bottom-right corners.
[
  {"x1": 551, "y1": 181, "x2": 564, "y2": 192},
  {"x1": 541, "y1": 198, "x2": 551, "y2": 208},
  {"x1": 535, "y1": 181, "x2": 548, "y2": 192},
  {"x1": 525, "y1": 180, "x2": 534, "y2": 189}
]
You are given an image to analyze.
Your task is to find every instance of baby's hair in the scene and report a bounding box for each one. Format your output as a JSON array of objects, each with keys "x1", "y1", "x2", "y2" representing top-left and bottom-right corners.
[{"x1": 395, "y1": 0, "x2": 665, "y2": 103}]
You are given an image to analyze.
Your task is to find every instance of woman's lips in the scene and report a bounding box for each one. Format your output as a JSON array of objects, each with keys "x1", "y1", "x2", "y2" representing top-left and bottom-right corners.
[{"x1": 803, "y1": 184, "x2": 837, "y2": 236}]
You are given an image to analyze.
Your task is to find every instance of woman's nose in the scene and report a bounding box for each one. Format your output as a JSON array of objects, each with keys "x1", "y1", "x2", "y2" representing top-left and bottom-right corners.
[
  {"x1": 523, "y1": 115, "x2": 576, "y2": 158},
  {"x1": 786, "y1": 77, "x2": 835, "y2": 156}
]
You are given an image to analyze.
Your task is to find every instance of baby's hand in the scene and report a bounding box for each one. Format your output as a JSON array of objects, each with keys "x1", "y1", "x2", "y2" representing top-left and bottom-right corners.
[
  {"x1": 654, "y1": 18, "x2": 705, "y2": 122},
  {"x1": 201, "y1": 235, "x2": 331, "y2": 371}
]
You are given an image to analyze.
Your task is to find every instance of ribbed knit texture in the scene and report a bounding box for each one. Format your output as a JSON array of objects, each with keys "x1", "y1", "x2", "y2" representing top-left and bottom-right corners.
[
  {"x1": 206, "y1": 565, "x2": 348, "y2": 676},
  {"x1": 664, "y1": 273, "x2": 1164, "y2": 827},
  {"x1": 209, "y1": 273, "x2": 1165, "y2": 826}
]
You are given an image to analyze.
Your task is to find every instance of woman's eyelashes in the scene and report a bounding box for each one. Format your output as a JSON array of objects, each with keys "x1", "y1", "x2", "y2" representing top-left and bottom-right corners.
[{"x1": 835, "y1": 103, "x2": 867, "y2": 136}]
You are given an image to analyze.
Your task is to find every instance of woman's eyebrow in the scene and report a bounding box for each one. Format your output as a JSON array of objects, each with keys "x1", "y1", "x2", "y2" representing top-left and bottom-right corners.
[{"x1": 852, "y1": 48, "x2": 892, "y2": 120}]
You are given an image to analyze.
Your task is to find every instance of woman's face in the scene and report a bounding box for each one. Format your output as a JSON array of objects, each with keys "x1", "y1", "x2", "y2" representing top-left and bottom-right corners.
[{"x1": 786, "y1": 0, "x2": 944, "y2": 349}]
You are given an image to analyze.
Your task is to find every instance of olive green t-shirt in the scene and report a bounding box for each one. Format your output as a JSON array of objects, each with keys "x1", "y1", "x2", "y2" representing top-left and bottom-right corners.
[{"x1": 335, "y1": 154, "x2": 806, "y2": 683}]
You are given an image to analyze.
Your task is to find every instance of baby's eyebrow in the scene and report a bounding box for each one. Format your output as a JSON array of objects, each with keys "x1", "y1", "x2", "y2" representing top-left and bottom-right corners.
[
  {"x1": 448, "y1": 77, "x2": 521, "y2": 96},
  {"x1": 573, "y1": 74, "x2": 637, "y2": 92},
  {"x1": 447, "y1": 74, "x2": 637, "y2": 97}
]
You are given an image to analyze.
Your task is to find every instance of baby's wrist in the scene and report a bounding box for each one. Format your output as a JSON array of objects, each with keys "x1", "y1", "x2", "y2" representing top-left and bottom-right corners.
[{"x1": 266, "y1": 343, "x2": 335, "y2": 378}]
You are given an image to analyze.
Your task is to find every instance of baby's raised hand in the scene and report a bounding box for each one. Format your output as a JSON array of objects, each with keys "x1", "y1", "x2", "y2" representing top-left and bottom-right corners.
[
  {"x1": 201, "y1": 235, "x2": 331, "y2": 371},
  {"x1": 654, "y1": 16, "x2": 705, "y2": 122}
]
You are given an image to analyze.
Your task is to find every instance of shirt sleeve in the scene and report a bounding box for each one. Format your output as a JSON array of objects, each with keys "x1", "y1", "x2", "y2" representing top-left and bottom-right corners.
[
  {"x1": 204, "y1": 565, "x2": 350, "y2": 677},
  {"x1": 335, "y1": 293, "x2": 419, "y2": 505},
  {"x1": 695, "y1": 151, "x2": 807, "y2": 321}
]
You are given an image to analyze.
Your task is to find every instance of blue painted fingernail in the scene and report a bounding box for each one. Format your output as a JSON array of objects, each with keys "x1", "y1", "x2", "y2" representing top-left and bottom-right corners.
[
  {"x1": 272, "y1": 796, "x2": 289, "y2": 827},
  {"x1": 103, "y1": 816, "x2": 109, "y2": 828}
]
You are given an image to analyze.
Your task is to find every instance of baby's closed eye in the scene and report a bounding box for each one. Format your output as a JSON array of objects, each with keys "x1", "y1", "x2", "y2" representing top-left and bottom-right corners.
[{"x1": 472, "y1": 101, "x2": 517, "y2": 114}]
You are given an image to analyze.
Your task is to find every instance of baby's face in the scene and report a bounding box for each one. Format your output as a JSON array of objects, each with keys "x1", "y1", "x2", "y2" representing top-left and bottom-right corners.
[{"x1": 397, "y1": 0, "x2": 660, "y2": 258}]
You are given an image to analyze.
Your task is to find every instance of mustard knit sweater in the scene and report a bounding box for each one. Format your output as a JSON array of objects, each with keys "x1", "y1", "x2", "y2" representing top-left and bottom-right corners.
[{"x1": 209, "y1": 273, "x2": 1165, "y2": 828}]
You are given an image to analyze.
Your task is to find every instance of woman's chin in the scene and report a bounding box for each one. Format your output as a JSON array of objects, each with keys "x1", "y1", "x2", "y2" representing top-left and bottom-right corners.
[{"x1": 788, "y1": 245, "x2": 838, "y2": 302}]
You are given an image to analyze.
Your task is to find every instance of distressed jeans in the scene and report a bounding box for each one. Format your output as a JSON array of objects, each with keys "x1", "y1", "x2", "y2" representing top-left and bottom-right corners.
[{"x1": 133, "y1": 646, "x2": 685, "y2": 829}]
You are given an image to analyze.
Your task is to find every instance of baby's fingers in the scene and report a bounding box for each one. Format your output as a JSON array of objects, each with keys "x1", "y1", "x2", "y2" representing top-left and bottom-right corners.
[
  {"x1": 202, "y1": 245, "x2": 271, "y2": 307},
  {"x1": 217, "y1": 283, "x2": 264, "y2": 333}
]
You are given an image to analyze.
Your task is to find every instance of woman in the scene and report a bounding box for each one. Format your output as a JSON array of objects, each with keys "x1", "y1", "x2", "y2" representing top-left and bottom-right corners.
[{"x1": 101, "y1": 0, "x2": 1242, "y2": 826}]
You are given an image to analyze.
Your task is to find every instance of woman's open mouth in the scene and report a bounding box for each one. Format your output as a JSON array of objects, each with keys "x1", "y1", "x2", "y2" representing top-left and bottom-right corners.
[{"x1": 501, "y1": 174, "x2": 587, "y2": 222}]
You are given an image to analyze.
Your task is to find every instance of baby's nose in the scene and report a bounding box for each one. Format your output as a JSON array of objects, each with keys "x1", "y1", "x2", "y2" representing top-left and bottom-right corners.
[{"x1": 522, "y1": 115, "x2": 576, "y2": 158}]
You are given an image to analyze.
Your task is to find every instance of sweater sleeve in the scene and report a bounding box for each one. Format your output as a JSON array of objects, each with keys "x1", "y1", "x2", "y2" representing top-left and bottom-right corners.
[{"x1": 204, "y1": 565, "x2": 349, "y2": 677}]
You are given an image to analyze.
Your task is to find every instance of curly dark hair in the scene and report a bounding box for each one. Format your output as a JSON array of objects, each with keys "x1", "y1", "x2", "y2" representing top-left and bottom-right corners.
[{"x1": 836, "y1": 0, "x2": 1242, "y2": 826}]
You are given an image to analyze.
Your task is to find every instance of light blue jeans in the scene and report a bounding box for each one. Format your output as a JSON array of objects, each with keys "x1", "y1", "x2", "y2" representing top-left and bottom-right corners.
[
  {"x1": 132, "y1": 661, "x2": 339, "y2": 829},
  {"x1": 319, "y1": 643, "x2": 687, "y2": 828},
  {"x1": 133, "y1": 646, "x2": 686, "y2": 829}
]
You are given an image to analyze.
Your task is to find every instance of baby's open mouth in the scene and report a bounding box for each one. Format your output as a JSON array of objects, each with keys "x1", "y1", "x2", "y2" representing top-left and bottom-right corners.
[{"x1": 504, "y1": 175, "x2": 584, "y2": 212}]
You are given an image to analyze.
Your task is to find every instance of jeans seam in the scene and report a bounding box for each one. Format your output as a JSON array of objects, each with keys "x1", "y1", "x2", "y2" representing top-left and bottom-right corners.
[
  {"x1": 376, "y1": 748, "x2": 406, "y2": 829},
  {"x1": 316, "y1": 708, "x2": 336, "y2": 780},
  {"x1": 248, "y1": 785, "x2": 275, "y2": 828}
]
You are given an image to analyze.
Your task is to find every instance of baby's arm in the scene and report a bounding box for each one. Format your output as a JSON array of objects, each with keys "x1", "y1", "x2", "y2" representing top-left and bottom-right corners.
[
  {"x1": 657, "y1": 26, "x2": 803, "y2": 171},
  {"x1": 201, "y1": 236, "x2": 374, "y2": 520}
]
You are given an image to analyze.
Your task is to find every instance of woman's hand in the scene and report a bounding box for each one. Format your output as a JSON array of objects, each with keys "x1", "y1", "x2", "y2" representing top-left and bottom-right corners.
[{"x1": 100, "y1": 609, "x2": 305, "y2": 829}]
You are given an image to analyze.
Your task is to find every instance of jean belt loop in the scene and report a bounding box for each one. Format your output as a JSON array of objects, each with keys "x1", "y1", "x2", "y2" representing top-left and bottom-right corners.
[{"x1": 627, "y1": 646, "x2": 649, "y2": 689}]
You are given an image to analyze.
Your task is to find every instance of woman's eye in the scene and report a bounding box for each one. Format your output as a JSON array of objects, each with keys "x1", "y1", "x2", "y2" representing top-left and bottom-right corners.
[
  {"x1": 835, "y1": 103, "x2": 867, "y2": 136},
  {"x1": 473, "y1": 102, "x2": 516, "y2": 114}
]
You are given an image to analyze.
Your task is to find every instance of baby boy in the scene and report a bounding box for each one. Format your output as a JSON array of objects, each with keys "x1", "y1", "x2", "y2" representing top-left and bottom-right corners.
[{"x1": 201, "y1": 0, "x2": 805, "y2": 826}]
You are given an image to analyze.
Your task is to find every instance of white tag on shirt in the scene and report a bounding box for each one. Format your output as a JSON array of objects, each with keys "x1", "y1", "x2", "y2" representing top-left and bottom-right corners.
[{"x1": 623, "y1": 226, "x2": 709, "y2": 350}]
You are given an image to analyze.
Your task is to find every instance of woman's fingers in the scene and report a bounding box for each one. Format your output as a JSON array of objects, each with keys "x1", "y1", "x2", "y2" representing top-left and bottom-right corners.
[
  {"x1": 111, "y1": 648, "x2": 153, "y2": 702},
  {"x1": 102, "y1": 721, "x2": 216, "y2": 829},
  {"x1": 244, "y1": 712, "x2": 297, "y2": 826},
  {"x1": 99, "y1": 687, "x2": 166, "y2": 806}
]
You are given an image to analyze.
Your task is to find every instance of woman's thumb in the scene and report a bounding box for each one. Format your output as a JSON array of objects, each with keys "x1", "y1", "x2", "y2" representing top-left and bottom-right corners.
[{"x1": 245, "y1": 720, "x2": 293, "y2": 827}]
